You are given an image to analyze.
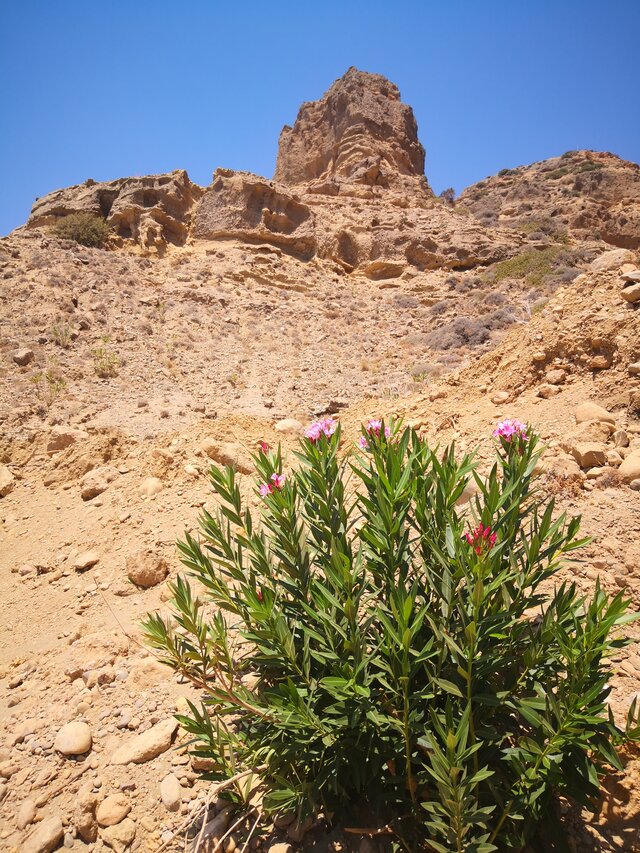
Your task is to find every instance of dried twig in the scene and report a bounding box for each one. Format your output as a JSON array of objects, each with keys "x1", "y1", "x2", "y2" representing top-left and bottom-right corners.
[{"x1": 239, "y1": 812, "x2": 261, "y2": 853}]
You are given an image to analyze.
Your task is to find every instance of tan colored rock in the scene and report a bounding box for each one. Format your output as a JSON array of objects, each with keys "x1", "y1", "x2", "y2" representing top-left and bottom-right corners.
[
  {"x1": 621, "y1": 283, "x2": 640, "y2": 303},
  {"x1": 20, "y1": 816, "x2": 63, "y2": 853},
  {"x1": 28, "y1": 170, "x2": 203, "y2": 252},
  {"x1": 125, "y1": 550, "x2": 169, "y2": 589},
  {"x1": 619, "y1": 451, "x2": 640, "y2": 483},
  {"x1": 274, "y1": 418, "x2": 304, "y2": 434},
  {"x1": 537, "y1": 383, "x2": 560, "y2": 399},
  {"x1": 73, "y1": 550, "x2": 100, "y2": 572},
  {"x1": 100, "y1": 816, "x2": 136, "y2": 853},
  {"x1": 74, "y1": 792, "x2": 99, "y2": 842},
  {"x1": 138, "y1": 476, "x2": 163, "y2": 497},
  {"x1": 574, "y1": 402, "x2": 615, "y2": 425},
  {"x1": 275, "y1": 67, "x2": 427, "y2": 190},
  {"x1": 13, "y1": 348, "x2": 34, "y2": 366},
  {"x1": 96, "y1": 793, "x2": 131, "y2": 827},
  {"x1": 545, "y1": 368, "x2": 566, "y2": 385},
  {"x1": 200, "y1": 439, "x2": 253, "y2": 474},
  {"x1": 16, "y1": 798, "x2": 37, "y2": 830},
  {"x1": 80, "y1": 465, "x2": 119, "y2": 500},
  {"x1": 54, "y1": 721, "x2": 92, "y2": 755},
  {"x1": 110, "y1": 718, "x2": 178, "y2": 765},
  {"x1": 160, "y1": 773, "x2": 182, "y2": 811},
  {"x1": 589, "y1": 248, "x2": 635, "y2": 271},
  {"x1": 0, "y1": 464, "x2": 15, "y2": 497},
  {"x1": 46, "y1": 426, "x2": 88, "y2": 454},
  {"x1": 570, "y1": 443, "x2": 606, "y2": 469}
]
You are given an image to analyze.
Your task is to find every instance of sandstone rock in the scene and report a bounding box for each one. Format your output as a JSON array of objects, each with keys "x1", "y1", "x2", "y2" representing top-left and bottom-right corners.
[
  {"x1": 110, "y1": 718, "x2": 178, "y2": 765},
  {"x1": 28, "y1": 171, "x2": 203, "y2": 252},
  {"x1": 73, "y1": 550, "x2": 100, "y2": 572},
  {"x1": 545, "y1": 368, "x2": 566, "y2": 385},
  {"x1": 16, "y1": 798, "x2": 37, "y2": 830},
  {"x1": 630, "y1": 479, "x2": 640, "y2": 491},
  {"x1": 193, "y1": 170, "x2": 316, "y2": 259},
  {"x1": 590, "y1": 248, "x2": 635, "y2": 271},
  {"x1": 629, "y1": 362, "x2": 640, "y2": 376},
  {"x1": 613, "y1": 429, "x2": 629, "y2": 448},
  {"x1": 621, "y1": 283, "x2": 640, "y2": 303},
  {"x1": 200, "y1": 439, "x2": 253, "y2": 474},
  {"x1": 74, "y1": 792, "x2": 98, "y2": 842},
  {"x1": 619, "y1": 451, "x2": 640, "y2": 483},
  {"x1": 537, "y1": 383, "x2": 560, "y2": 399},
  {"x1": 274, "y1": 418, "x2": 304, "y2": 434},
  {"x1": 46, "y1": 426, "x2": 88, "y2": 454},
  {"x1": 96, "y1": 793, "x2": 131, "y2": 827},
  {"x1": 20, "y1": 816, "x2": 63, "y2": 853},
  {"x1": 80, "y1": 465, "x2": 119, "y2": 500},
  {"x1": 0, "y1": 464, "x2": 15, "y2": 497},
  {"x1": 138, "y1": 476, "x2": 163, "y2": 497},
  {"x1": 125, "y1": 550, "x2": 169, "y2": 589},
  {"x1": 574, "y1": 402, "x2": 615, "y2": 425},
  {"x1": 13, "y1": 348, "x2": 34, "y2": 366},
  {"x1": 54, "y1": 721, "x2": 92, "y2": 755},
  {"x1": 160, "y1": 773, "x2": 181, "y2": 811},
  {"x1": 570, "y1": 443, "x2": 606, "y2": 469},
  {"x1": 606, "y1": 450, "x2": 623, "y2": 466},
  {"x1": 622, "y1": 269, "x2": 640, "y2": 283},
  {"x1": 275, "y1": 67, "x2": 427, "y2": 190},
  {"x1": 490, "y1": 391, "x2": 510, "y2": 405},
  {"x1": 100, "y1": 816, "x2": 136, "y2": 853}
]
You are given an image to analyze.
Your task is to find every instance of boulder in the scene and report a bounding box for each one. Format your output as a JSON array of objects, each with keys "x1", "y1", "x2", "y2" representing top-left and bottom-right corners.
[
  {"x1": 80, "y1": 465, "x2": 119, "y2": 500},
  {"x1": 274, "y1": 418, "x2": 304, "y2": 435},
  {"x1": 125, "y1": 550, "x2": 169, "y2": 589},
  {"x1": 110, "y1": 718, "x2": 178, "y2": 765},
  {"x1": 621, "y1": 283, "x2": 640, "y2": 303},
  {"x1": 619, "y1": 451, "x2": 640, "y2": 484},
  {"x1": 13, "y1": 348, "x2": 35, "y2": 366},
  {"x1": 100, "y1": 817, "x2": 136, "y2": 853},
  {"x1": 574, "y1": 402, "x2": 615, "y2": 425},
  {"x1": 54, "y1": 721, "x2": 92, "y2": 755},
  {"x1": 570, "y1": 443, "x2": 607, "y2": 469},
  {"x1": 20, "y1": 816, "x2": 63, "y2": 853},
  {"x1": 96, "y1": 793, "x2": 131, "y2": 827},
  {"x1": 589, "y1": 248, "x2": 635, "y2": 272}
]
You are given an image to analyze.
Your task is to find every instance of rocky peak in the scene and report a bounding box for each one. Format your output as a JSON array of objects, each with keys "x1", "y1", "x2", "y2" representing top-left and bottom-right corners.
[{"x1": 274, "y1": 67, "x2": 429, "y2": 192}]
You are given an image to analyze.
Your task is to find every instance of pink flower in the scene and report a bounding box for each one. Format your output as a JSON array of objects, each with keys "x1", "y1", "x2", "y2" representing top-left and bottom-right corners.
[
  {"x1": 258, "y1": 483, "x2": 272, "y2": 497},
  {"x1": 493, "y1": 419, "x2": 528, "y2": 443},
  {"x1": 465, "y1": 525, "x2": 497, "y2": 556},
  {"x1": 305, "y1": 417, "x2": 338, "y2": 441},
  {"x1": 270, "y1": 473, "x2": 285, "y2": 490},
  {"x1": 258, "y1": 441, "x2": 271, "y2": 454},
  {"x1": 359, "y1": 418, "x2": 392, "y2": 450}
]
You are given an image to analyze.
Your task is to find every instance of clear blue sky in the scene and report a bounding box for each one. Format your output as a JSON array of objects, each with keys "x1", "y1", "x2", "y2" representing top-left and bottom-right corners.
[{"x1": 2, "y1": 0, "x2": 639, "y2": 236}]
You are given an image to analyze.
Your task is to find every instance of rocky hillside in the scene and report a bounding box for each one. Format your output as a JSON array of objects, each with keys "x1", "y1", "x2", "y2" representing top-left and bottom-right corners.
[{"x1": 1, "y1": 67, "x2": 639, "y2": 853}]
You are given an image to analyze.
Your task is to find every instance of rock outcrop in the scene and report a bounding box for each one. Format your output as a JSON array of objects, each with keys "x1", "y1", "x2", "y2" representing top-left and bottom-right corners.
[
  {"x1": 458, "y1": 150, "x2": 640, "y2": 249},
  {"x1": 192, "y1": 169, "x2": 316, "y2": 259},
  {"x1": 28, "y1": 170, "x2": 203, "y2": 251},
  {"x1": 274, "y1": 67, "x2": 429, "y2": 193}
]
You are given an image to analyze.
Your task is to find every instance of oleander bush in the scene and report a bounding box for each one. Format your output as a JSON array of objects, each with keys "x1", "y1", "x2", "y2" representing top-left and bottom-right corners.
[{"x1": 144, "y1": 418, "x2": 640, "y2": 852}]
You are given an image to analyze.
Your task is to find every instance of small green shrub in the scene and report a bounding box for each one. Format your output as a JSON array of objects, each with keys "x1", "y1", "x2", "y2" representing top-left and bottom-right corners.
[
  {"x1": 52, "y1": 213, "x2": 111, "y2": 247},
  {"x1": 91, "y1": 342, "x2": 119, "y2": 377},
  {"x1": 144, "y1": 420, "x2": 639, "y2": 851},
  {"x1": 30, "y1": 370, "x2": 67, "y2": 406},
  {"x1": 51, "y1": 321, "x2": 74, "y2": 349},
  {"x1": 574, "y1": 161, "x2": 603, "y2": 174},
  {"x1": 544, "y1": 167, "x2": 569, "y2": 180},
  {"x1": 490, "y1": 247, "x2": 569, "y2": 289}
]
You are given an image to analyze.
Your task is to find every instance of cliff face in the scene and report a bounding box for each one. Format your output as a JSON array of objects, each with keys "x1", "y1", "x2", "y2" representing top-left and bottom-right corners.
[{"x1": 274, "y1": 66, "x2": 428, "y2": 191}]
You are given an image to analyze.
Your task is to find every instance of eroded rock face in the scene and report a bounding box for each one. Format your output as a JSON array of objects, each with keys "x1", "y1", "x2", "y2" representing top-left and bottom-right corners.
[
  {"x1": 458, "y1": 151, "x2": 640, "y2": 249},
  {"x1": 274, "y1": 67, "x2": 429, "y2": 192},
  {"x1": 192, "y1": 169, "x2": 316, "y2": 259},
  {"x1": 28, "y1": 170, "x2": 203, "y2": 251}
]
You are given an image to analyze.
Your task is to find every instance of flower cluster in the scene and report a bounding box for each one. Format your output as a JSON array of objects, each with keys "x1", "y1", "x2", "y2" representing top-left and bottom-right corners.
[
  {"x1": 359, "y1": 418, "x2": 391, "y2": 450},
  {"x1": 258, "y1": 440, "x2": 271, "y2": 454},
  {"x1": 305, "y1": 417, "x2": 338, "y2": 442},
  {"x1": 258, "y1": 472, "x2": 286, "y2": 497},
  {"x1": 493, "y1": 418, "x2": 528, "y2": 443},
  {"x1": 465, "y1": 524, "x2": 497, "y2": 556}
]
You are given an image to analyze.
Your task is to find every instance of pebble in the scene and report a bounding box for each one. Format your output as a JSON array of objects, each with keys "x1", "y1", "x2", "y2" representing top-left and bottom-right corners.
[
  {"x1": 110, "y1": 718, "x2": 178, "y2": 765},
  {"x1": 73, "y1": 551, "x2": 100, "y2": 572},
  {"x1": 16, "y1": 798, "x2": 37, "y2": 829},
  {"x1": 160, "y1": 773, "x2": 182, "y2": 811}
]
